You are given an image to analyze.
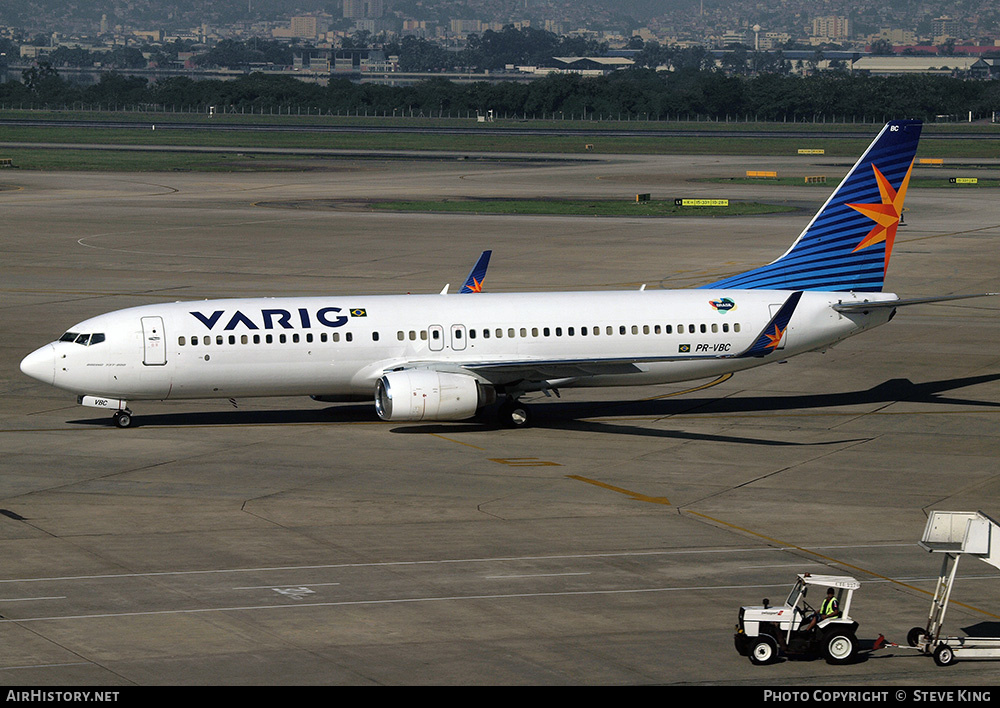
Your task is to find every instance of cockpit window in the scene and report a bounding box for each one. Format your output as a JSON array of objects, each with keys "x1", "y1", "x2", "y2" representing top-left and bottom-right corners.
[{"x1": 59, "y1": 332, "x2": 105, "y2": 346}]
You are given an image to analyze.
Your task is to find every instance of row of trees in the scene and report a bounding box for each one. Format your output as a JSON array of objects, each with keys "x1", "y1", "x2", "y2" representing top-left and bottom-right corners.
[{"x1": 4, "y1": 66, "x2": 999, "y2": 123}]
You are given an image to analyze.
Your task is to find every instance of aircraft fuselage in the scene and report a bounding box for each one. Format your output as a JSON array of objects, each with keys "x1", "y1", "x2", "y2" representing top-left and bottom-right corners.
[{"x1": 22, "y1": 289, "x2": 896, "y2": 404}]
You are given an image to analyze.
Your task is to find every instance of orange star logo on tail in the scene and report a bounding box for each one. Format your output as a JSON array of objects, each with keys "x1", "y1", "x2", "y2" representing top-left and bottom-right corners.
[
  {"x1": 764, "y1": 323, "x2": 786, "y2": 350},
  {"x1": 847, "y1": 160, "x2": 914, "y2": 275},
  {"x1": 468, "y1": 277, "x2": 484, "y2": 293}
]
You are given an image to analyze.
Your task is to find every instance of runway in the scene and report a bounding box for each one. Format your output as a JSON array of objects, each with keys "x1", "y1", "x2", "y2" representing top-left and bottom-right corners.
[{"x1": 1, "y1": 149, "x2": 1000, "y2": 685}]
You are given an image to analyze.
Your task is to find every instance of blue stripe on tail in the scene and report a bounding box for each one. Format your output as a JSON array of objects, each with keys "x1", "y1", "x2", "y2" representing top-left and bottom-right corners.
[
  {"x1": 460, "y1": 250, "x2": 491, "y2": 293},
  {"x1": 702, "y1": 120, "x2": 922, "y2": 293}
]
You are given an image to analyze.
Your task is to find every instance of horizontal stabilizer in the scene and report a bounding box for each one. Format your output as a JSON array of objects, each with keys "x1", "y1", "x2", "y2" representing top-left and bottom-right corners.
[{"x1": 833, "y1": 292, "x2": 998, "y2": 313}]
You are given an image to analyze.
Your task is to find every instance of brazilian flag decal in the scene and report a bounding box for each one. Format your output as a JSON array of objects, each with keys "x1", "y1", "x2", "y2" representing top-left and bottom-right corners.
[
  {"x1": 350, "y1": 308, "x2": 367, "y2": 317},
  {"x1": 678, "y1": 344, "x2": 691, "y2": 353}
]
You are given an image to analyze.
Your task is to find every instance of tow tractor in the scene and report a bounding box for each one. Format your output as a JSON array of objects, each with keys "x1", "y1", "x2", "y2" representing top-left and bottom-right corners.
[
  {"x1": 734, "y1": 573, "x2": 861, "y2": 665},
  {"x1": 887, "y1": 510, "x2": 1000, "y2": 667}
]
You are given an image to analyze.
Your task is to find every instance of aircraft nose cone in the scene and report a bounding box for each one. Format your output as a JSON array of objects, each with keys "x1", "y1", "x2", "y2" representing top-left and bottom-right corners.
[{"x1": 20, "y1": 344, "x2": 55, "y2": 385}]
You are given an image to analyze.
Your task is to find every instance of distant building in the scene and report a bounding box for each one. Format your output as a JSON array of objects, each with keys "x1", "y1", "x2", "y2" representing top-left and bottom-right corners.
[
  {"x1": 932, "y1": 16, "x2": 960, "y2": 39},
  {"x1": 718, "y1": 29, "x2": 749, "y2": 46},
  {"x1": 851, "y1": 55, "x2": 984, "y2": 76},
  {"x1": 876, "y1": 28, "x2": 917, "y2": 45},
  {"x1": 332, "y1": 48, "x2": 397, "y2": 73},
  {"x1": 812, "y1": 16, "x2": 850, "y2": 41},
  {"x1": 531, "y1": 56, "x2": 634, "y2": 75},
  {"x1": 133, "y1": 29, "x2": 164, "y2": 43},
  {"x1": 343, "y1": 0, "x2": 384, "y2": 20},
  {"x1": 19, "y1": 45, "x2": 53, "y2": 59},
  {"x1": 291, "y1": 16, "x2": 318, "y2": 40},
  {"x1": 450, "y1": 19, "x2": 482, "y2": 37}
]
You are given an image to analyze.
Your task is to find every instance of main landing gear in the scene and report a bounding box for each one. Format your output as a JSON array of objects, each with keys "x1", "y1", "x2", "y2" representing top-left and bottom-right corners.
[{"x1": 498, "y1": 397, "x2": 531, "y2": 428}]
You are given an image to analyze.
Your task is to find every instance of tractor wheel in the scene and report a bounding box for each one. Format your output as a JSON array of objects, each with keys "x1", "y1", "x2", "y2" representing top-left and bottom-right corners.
[
  {"x1": 748, "y1": 635, "x2": 778, "y2": 665},
  {"x1": 823, "y1": 631, "x2": 858, "y2": 665}
]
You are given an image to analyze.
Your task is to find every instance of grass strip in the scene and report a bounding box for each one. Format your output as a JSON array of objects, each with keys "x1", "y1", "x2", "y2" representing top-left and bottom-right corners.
[{"x1": 361, "y1": 198, "x2": 797, "y2": 217}]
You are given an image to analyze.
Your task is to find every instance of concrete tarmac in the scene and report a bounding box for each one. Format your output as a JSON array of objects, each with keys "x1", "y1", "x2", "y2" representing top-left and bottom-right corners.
[{"x1": 1, "y1": 149, "x2": 1000, "y2": 685}]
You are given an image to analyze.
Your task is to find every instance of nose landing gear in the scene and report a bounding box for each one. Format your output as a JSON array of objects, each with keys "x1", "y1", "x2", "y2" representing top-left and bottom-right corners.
[{"x1": 77, "y1": 396, "x2": 133, "y2": 428}]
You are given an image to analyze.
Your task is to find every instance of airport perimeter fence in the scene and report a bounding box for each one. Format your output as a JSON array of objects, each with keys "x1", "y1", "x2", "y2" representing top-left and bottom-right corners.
[{"x1": 1, "y1": 102, "x2": 996, "y2": 125}]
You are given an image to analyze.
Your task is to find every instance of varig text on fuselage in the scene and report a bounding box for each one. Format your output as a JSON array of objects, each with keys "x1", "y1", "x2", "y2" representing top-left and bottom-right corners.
[{"x1": 189, "y1": 307, "x2": 350, "y2": 331}]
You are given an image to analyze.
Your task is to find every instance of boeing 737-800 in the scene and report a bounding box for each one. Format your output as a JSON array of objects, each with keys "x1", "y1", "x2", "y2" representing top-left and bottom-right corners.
[{"x1": 19, "y1": 120, "x2": 993, "y2": 428}]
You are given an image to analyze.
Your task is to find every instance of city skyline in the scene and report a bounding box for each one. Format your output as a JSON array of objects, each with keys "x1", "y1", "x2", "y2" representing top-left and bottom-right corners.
[{"x1": 0, "y1": 1, "x2": 996, "y2": 37}]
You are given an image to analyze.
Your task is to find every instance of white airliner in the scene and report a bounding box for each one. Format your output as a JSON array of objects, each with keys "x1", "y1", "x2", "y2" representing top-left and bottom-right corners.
[{"x1": 19, "y1": 120, "x2": 993, "y2": 428}]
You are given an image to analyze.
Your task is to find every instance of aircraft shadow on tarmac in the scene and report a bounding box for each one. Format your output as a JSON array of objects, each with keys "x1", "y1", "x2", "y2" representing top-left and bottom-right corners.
[
  {"x1": 67, "y1": 374, "x2": 1000, "y2": 443},
  {"x1": 394, "y1": 373, "x2": 1000, "y2": 444}
]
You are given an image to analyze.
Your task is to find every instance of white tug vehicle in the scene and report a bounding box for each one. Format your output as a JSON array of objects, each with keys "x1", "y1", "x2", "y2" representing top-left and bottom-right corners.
[{"x1": 734, "y1": 573, "x2": 861, "y2": 665}]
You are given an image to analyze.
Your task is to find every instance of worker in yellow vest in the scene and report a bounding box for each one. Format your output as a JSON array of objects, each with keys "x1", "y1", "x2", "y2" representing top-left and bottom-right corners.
[{"x1": 805, "y1": 587, "x2": 840, "y2": 632}]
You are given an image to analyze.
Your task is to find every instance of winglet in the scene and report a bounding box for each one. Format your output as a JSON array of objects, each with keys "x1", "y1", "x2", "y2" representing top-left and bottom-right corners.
[
  {"x1": 738, "y1": 291, "x2": 803, "y2": 358},
  {"x1": 459, "y1": 250, "x2": 492, "y2": 293}
]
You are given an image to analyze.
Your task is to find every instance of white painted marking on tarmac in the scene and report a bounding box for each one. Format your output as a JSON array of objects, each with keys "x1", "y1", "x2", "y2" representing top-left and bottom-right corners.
[
  {"x1": 233, "y1": 582, "x2": 340, "y2": 591},
  {"x1": 0, "y1": 662, "x2": 91, "y2": 672},
  {"x1": 6, "y1": 575, "x2": 997, "y2": 625},
  {"x1": 485, "y1": 573, "x2": 591, "y2": 579},
  {"x1": 0, "y1": 596, "x2": 66, "y2": 602},
  {"x1": 0, "y1": 543, "x2": 920, "y2": 585},
  {"x1": 0, "y1": 582, "x2": 798, "y2": 623}
]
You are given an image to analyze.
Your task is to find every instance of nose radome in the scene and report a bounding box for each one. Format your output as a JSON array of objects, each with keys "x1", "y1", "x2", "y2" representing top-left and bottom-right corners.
[{"x1": 20, "y1": 344, "x2": 55, "y2": 385}]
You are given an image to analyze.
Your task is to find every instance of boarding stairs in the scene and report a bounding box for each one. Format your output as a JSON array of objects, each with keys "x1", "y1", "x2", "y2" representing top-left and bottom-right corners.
[{"x1": 912, "y1": 510, "x2": 1000, "y2": 665}]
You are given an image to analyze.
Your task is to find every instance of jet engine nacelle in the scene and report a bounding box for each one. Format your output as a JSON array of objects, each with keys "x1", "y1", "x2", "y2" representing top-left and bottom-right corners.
[{"x1": 374, "y1": 370, "x2": 495, "y2": 422}]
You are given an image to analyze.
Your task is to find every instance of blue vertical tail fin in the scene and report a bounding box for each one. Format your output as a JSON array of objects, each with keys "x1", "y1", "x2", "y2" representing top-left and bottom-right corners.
[
  {"x1": 459, "y1": 250, "x2": 492, "y2": 293},
  {"x1": 702, "y1": 120, "x2": 922, "y2": 293}
]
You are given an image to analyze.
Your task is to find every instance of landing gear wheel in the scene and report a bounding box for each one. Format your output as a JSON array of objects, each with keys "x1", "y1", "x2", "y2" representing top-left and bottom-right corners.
[
  {"x1": 823, "y1": 631, "x2": 858, "y2": 665},
  {"x1": 934, "y1": 644, "x2": 956, "y2": 667},
  {"x1": 499, "y1": 399, "x2": 530, "y2": 428},
  {"x1": 112, "y1": 410, "x2": 133, "y2": 428},
  {"x1": 748, "y1": 635, "x2": 778, "y2": 665}
]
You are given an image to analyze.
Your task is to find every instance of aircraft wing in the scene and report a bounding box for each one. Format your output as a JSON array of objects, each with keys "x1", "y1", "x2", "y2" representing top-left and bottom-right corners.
[
  {"x1": 403, "y1": 291, "x2": 803, "y2": 386},
  {"x1": 832, "y1": 292, "x2": 997, "y2": 313}
]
